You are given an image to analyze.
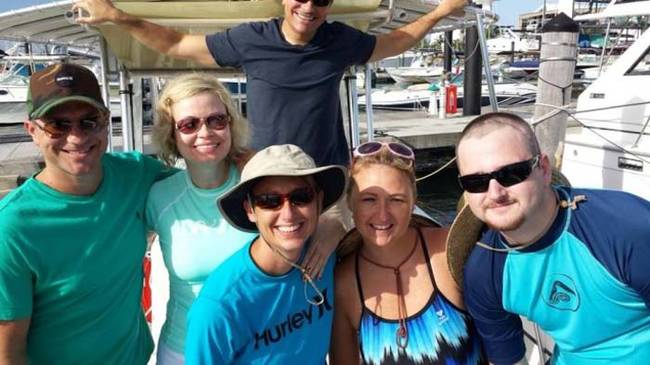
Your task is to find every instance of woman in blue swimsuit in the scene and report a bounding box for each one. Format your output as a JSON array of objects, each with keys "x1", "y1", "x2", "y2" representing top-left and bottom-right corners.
[{"x1": 331, "y1": 141, "x2": 486, "y2": 365}]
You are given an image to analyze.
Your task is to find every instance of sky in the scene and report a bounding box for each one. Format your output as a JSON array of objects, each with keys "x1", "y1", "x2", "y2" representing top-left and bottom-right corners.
[{"x1": 0, "y1": 0, "x2": 547, "y2": 26}]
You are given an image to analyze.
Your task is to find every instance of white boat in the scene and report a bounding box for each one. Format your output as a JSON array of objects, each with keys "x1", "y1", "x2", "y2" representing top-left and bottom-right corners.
[
  {"x1": 384, "y1": 52, "x2": 445, "y2": 84},
  {"x1": 561, "y1": 0, "x2": 650, "y2": 200},
  {"x1": 359, "y1": 79, "x2": 537, "y2": 109},
  {"x1": 0, "y1": 74, "x2": 28, "y2": 104},
  {"x1": 486, "y1": 27, "x2": 540, "y2": 54}
]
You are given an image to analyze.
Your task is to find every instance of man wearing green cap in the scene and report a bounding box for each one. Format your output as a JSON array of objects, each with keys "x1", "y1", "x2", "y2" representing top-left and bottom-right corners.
[{"x1": 0, "y1": 63, "x2": 173, "y2": 364}]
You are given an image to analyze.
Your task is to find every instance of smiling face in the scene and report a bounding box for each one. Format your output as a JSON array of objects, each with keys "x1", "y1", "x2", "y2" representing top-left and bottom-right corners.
[
  {"x1": 171, "y1": 92, "x2": 232, "y2": 169},
  {"x1": 457, "y1": 126, "x2": 552, "y2": 235},
  {"x1": 349, "y1": 164, "x2": 415, "y2": 248},
  {"x1": 281, "y1": 0, "x2": 331, "y2": 45},
  {"x1": 245, "y1": 176, "x2": 323, "y2": 257},
  {"x1": 25, "y1": 101, "x2": 108, "y2": 189}
]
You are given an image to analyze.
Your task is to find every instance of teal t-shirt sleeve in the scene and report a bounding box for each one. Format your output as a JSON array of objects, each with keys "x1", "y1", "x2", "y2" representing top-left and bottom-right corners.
[
  {"x1": 141, "y1": 153, "x2": 177, "y2": 182},
  {"x1": 0, "y1": 235, "x2": 33, "y2": 320},
  {"x1": 145, "y1": 184, "x2": 161, "y2": 232},
  {"x1": 185, "y1": 298, "x2": 237, "y2": 364}
]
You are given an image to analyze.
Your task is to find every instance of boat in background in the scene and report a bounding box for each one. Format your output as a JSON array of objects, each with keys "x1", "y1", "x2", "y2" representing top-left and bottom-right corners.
[
  {"x1": 360, "y1": 72, "x2": 537, "y2": 110},
  {"x1": 486, "y1": 27, "x2": 540, "y2": 54},
  {"x1": 561, "y1": 0, "x2": 650, "y2": 200},
  {"x1": 384, "y1": 52, "x2": 446, "y2": 84}
]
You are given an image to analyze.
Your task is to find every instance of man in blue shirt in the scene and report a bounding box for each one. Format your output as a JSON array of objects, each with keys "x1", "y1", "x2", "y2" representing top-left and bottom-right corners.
[
  {"x1": 449, "y1": 112, "x2": 650, "y2": 364},
  {"x1": 73, "y1": 0, "x2": 466, "y2": 166},
  {"x1": 185, "y1": 144, "x2": 347, "y2": 364}
]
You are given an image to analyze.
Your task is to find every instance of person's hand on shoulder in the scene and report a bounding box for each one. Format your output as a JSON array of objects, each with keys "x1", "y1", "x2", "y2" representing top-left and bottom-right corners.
[
  {"x1": 303, "y1": 215, "x2": 346, "y2": 279},
  {"x1": 72, "y1": 0, "x2": 121, "y2": 25}
]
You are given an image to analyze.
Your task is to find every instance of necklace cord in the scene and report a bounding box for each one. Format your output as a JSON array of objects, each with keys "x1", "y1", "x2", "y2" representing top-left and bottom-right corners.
[
  {"x1": 262, "y1": 239, "x2": 325, "y2": 306},
  {"x1": 360, "y1": 231, "x2": 419, "y2": 350}
]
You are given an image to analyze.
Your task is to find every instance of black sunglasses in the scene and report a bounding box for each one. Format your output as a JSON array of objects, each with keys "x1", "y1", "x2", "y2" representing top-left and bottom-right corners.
[
  {"x1": 250, "y1": 187, "x2": 316, "y2": 210},
  {"x1": 175, "y1": 113, "x2": 230, "y2": 135},
  {"x1": 458, "y1": 155, "x2": 540, "y2": 193},
  {"x1": 34, "y1": 116, "x2": 108, "y2": 139},
  {"x1": 295, "y1": 0, "x2": 332, "y2": 7}
]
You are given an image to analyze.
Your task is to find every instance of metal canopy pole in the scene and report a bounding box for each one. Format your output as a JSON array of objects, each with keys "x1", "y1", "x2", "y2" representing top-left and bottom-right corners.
[
  {"x1": 99, "y1": 37, "x2": 113, "y2": 152},
  {"x1": 598, "y1": 19, "x2": 612, "y2": 77},
  {"x1": 364, "y1": 64, "x2": 374, "y2": 142},
  {"x1": 118, "y1": 64, "x2": 134, "y2": 152},
  {"x1": 346, "y1": 67, "x2": 361, "y2": 148},
  {"x1": 476, "y1": 13, "x2": 499, "y2": 112}
]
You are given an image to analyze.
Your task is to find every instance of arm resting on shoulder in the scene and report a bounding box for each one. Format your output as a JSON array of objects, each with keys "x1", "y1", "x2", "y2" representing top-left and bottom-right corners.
[
  {"x1": 369, "y1": 0, "x2": 467, "y2": 62},
  {"x1": 0, "y1": 318, "x2": 30, "y2": 365},
  {"x1": 303, "y1": 214, "x2": 346, "y2": 279},
  {"x1": 72, "y1": 0, "x2": 214, "y2": 65}
]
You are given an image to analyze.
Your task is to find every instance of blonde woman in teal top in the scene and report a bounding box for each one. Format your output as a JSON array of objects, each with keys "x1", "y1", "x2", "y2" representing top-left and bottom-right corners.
[
  {"x1": 145, "y1": 73, "x2": 254, "y2": 364},
  {"x1": 145, "y1": 74, "x2": 337, "y2": 364}
]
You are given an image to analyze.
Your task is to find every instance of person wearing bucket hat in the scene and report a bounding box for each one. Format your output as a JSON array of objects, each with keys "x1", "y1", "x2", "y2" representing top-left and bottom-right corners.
[
  {"x1": 0, "y1": 63, "x2": 175, "y2": 364},
  {"x1": 453, "y1": 112, "x2": 650, "y2": 364},
  {"x1": 330, "y1": 141, "x2": 486, "y2": 365},
  {"x1": 185, "y1": 144, "x2": 347, "y2": 364}
]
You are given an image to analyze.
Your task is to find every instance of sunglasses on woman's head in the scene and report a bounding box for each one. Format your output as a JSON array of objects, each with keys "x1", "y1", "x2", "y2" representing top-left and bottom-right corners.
[
  {"x1": 458, "y1": 155, "x2": 540, "y2": 193},
  {"x1": 250, "y1": 187, "x2": 316, "y2": 210},
  {"x1": 175, "y1": 113, "x2": 230, "y2": 134},
  {"x1": 353, "y1": 141, "x2": 415, "y2": 163},
  {"x1": 295, "y1": 0, "x2": 332, "y2": 7},
  {"x1": 34, "y1": 116, "x2": 108, "y2": 139}
]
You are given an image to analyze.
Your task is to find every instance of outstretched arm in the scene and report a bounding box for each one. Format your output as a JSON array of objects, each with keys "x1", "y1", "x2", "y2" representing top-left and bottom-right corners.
[
  {"x1": 72, "y1": 0, "x2": 215, "y2": 65},
  {"x1": 368, "y1": 0, "x2": 467, "y2": 62}
]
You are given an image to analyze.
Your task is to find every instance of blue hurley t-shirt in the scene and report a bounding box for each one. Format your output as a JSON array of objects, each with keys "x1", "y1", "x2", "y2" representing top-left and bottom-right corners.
[
  {"x1": 206, "y1": 19, "x2": 376, "y2": 166},
  {"x1": 463, "y1": 186, "x2": 650, "y2": 364},
  {"x1": 185, "y1": 238, "x2": 335, "y2": 364}
]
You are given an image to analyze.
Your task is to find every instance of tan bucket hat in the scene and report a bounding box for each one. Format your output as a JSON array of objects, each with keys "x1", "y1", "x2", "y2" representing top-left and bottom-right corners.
[
  {"x1": 217, "y1": 144, "x2": 348, "y2": 232},
  {"x1": 446, "y1": 169, "x2": 571, "y2": 286}
]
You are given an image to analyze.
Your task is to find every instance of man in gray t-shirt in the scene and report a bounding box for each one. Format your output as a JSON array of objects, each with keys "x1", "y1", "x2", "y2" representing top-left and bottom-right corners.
[{"x1": 74, "y1": 0, "x2": 466, "y2": 165}]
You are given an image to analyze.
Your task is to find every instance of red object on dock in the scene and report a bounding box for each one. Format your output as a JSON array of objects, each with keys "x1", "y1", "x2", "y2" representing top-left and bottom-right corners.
[
  {"x1": 445, "y1": 84, "x2": 458, "y2": 114},
  {"x1": 142, "y1": 252, "x2": 152, "y2": 323}
]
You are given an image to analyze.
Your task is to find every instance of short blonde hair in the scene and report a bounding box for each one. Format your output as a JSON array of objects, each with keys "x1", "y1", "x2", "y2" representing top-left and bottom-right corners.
[
  {"x1": 153, "y1": 73, "x2": 250, "y2": 166},
  {"x1": 348, "y1": 148, "x2": 418, "y2": 202}
]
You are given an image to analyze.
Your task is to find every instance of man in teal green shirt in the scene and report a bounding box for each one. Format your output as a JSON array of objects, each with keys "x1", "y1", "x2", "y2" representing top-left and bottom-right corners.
[{"x1": 0, "y1": 63, "x2": 172, "y2": 364}]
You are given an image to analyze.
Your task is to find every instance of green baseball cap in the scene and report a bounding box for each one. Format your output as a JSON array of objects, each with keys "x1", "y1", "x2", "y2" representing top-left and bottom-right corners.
[{"x1": 27, "y1": 63, "x2": 109, "y2": 119}]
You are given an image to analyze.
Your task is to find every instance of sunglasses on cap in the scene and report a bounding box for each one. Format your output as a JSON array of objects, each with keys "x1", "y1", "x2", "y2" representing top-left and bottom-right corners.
[
  {"x1": 175, "y1": 113, "x2": 230, "y2": 135},
  {"x1": 295, "y1": 0, "x2": 332, "y2": 7},
  {"x1": 250, "y1": 187, "x2": 317, "y2": 210},
  {"x1": 458, "y1": 155, "x2": 540, "y2": 193},
  {"x1": 33, "y1": 116, "x2": 108, "y2": 139},
  {"x1": 353, "y1": 141, "x2": 415, "y2": 163}
]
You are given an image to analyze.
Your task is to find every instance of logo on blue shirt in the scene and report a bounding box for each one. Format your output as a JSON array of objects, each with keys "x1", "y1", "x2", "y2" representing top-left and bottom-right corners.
[
  {"x1": 253, "y1": 288, "x2": 333, "y2": 350},
  {"x1": 543, "y1": 274, "x2": 580, "y2": 311}
]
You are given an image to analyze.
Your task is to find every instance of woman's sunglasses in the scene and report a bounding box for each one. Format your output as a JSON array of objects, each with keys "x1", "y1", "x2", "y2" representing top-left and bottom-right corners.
[
  {"x1": 175, "y1": 114, "x2": 230, "y2": 135},
  {"x1": 250, "y1": 187, "x2": 316, "y2": 210},
  {"x1": 295, "y1": 0, "x2": 332, "y2": 7},
  {"x1": 34, "y1": 116, "x2": 108, "y2": 139},
  {"x1": 458, "y1": 155, "x2": 540, "y2": 193},
  {"x1": 353, "y1": 141, "x2": 415, "y2": 163}
]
